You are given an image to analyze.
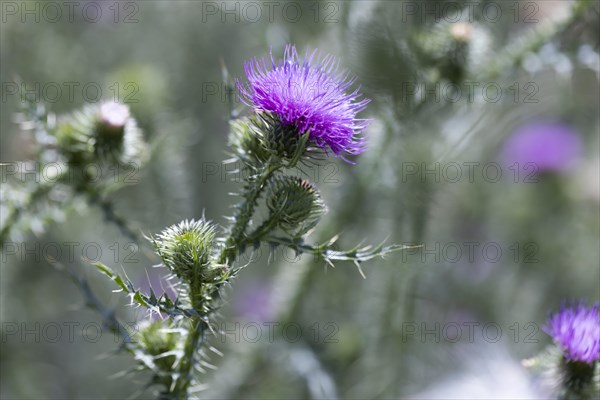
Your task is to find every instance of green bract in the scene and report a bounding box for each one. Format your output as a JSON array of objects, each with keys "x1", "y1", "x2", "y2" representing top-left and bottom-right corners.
[
  {"x1": 229, "y1": 112, "x2": 312, "y2": 168},
  {"x1": 266, "y1": 176, "x2": 326, "y2": 237}
]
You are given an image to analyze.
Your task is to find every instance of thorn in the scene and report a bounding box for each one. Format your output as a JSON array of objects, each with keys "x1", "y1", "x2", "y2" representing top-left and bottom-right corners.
[{"x1": 354, "y1": 260, "x2": 366, "y2": 279}]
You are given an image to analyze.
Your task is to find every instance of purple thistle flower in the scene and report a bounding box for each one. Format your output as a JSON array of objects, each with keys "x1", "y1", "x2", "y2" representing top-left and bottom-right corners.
[
  {"x1": 233, "y1": 281, "x2": 275, "y2": 323},
  {"x1": 544, "y1": 302, "x2": 600, "y2": 364},
  {"x1": 237, "y1": 44, "x2": 370, "y2": 160},
  {"x1": 501, "y1": 121, "x2": 582, "y2": 173}
]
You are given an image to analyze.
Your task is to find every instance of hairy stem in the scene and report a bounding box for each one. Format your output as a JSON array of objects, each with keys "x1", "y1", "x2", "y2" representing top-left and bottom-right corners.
[
  {"x1": 87, "y1": 191, "x2": 141, "y2": 242},
  {"x1": 0, "y1": 181, "x2": 54, "y2": 244},
  {"x1": 169, "y1": 164, "x2": 278, "y2": 399},
  {"x1": 171, "y1": 318, "x2": 208, "y2": 399},
  {"x1": 218, "y1": 164, "x2": 278, "y2": 265}
]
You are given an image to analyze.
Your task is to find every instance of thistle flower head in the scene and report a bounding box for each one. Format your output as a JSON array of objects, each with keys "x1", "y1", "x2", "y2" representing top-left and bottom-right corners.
[
  {"x1": 544, "y1": 302, "x2": 600, "y2": 364},
  {"x1": 237, "y1": 44, "x2": 370, "y2": 161}
]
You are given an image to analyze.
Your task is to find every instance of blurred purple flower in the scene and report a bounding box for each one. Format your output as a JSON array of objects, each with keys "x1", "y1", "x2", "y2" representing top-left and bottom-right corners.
[
  {"x1": 501, "y1": 121, "x2": 582, "y2": 173},
  {"x1": 234, "y1": 282, "x2": 275, "y2": 322},
  {"x1": 544, "y1": 302, "x2": 600, "y2": 364},
  {"x1": 237, "y1": 44, "x2": 370, "y2": 160}
]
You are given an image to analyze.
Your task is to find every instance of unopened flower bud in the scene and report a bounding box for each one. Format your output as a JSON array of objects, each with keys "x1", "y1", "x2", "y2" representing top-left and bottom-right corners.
[
  {"x1": 53, "y1": 102, "x2": 145, "y2": 168},
  {"x1": 135, "y1": 320, "x2": 179, "y2": 376},
  {"x1": 266, "y1": 176, "x2": 326, "y2": 236},
  {"x1": 450, "y1": 22, "x2": 473, "y2": 43},
  {"x1": 98, "y1": 101, "x2": 130, "y2": 134},
  {"x1": 152, "y1": 219, "x2": 219, "y2": 284}
]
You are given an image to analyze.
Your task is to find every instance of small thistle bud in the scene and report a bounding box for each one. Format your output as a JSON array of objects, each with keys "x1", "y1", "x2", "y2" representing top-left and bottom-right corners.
[
  {"x1": 152, "y1": 219, "x2": 220, "y2": 284},
  {"x1": 450, "y1": 22, "x2": 472, "y2": 43},
  {"x1": 135, "y1": 320, "x2": 180, "y2": 385},
  {"x1": 266, "y1": 176, "x2": 326, "y2": 236},
  {"x1": 96, "y1": 101, "x2": 130, "y2": 138},
  {"x1": 93, "y1": 101, "x2": 144, "y2": 165},
  {"x1": 54, "y1": 101, "x2": 145, "y2": 168},
  {"x1": 411, "y1": 21, "x2": 491, "y2": 84}
]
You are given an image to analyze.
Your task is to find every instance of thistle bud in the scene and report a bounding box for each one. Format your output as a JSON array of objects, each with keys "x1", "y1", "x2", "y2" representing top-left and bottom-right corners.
[
  {"x1": 450, "y1": 22, "x2": 473, "y2": 43},
  {"x1": 135, "y1": 320, "x2": 180, "y2": 384},
  {"x1": 152, "y1": 219, "x2": 221, "y2": 285},
  {"x1": 96, "y1": 101, "x2": 130, "y2": 137},
  {"x1": 266, "y1": 176, "x2": 326, "y2": 237},
  {"x1": 53, "y1": 101, "x2": 145, "y2": 168},
  {"x1": 411, "y1": 21, "x2": 491, "y2": 84}
]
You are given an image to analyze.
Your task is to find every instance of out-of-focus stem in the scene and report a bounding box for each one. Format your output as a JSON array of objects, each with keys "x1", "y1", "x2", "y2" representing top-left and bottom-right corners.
[
  {"x1": 482, "y1": 0, "x2": 593, "y2": 80},
  {"x1": 0, "y1": 178, "x2": 57, "y2": 244}
]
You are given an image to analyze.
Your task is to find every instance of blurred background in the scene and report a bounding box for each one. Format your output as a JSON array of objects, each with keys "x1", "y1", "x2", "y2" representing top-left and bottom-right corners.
[{"x1": 1, "y1": 0, "x2": 599, "y2": 398}]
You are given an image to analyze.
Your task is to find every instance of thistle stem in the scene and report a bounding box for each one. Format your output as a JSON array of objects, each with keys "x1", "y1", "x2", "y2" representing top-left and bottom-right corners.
[
  {"x1": 87, "y1": 191, "x2": 141, "y2": 242},
  {"x1": 171, "y1": 318, "x2": 208, "y2": 399},
  {"x1": 169, "y1": 163, "x2": 278, "y2": 399},
  {"x1": 218, "y1": 164, "x2": 278, "y2": 265},
  {"x1": 0, "y1": 181, "x2": 53, "y2": 244}
]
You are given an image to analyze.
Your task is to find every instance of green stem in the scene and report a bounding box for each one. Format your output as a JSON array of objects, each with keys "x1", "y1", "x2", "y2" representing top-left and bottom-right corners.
[
  {"x1": 482, "y1": 0, "x2": 593, "y2": 80},
  {"x1": 87, "y1": 190, "x2": 140, "y2": 242},
  {"x1": 169, "y1": 164, "x2": 278, "y2": 399},
  {"x1": 1, "y1": 181, "x2": 54, "y2": 244},
  {"x1": 218, "y1": 164, "x2": 278, "y2": 265},
  {"x1": 171, "y1": 318, "x2": 208, "y2": 399},
  {"x1": 243, "y1": 211, "x2": 281, "y2": 245}
]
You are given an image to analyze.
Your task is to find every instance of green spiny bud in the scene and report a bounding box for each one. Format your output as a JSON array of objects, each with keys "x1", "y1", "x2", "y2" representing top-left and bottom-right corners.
[
  {"x1": 266, "y1": 176, "x2": 326, "y2": 237},
  {"x1": 152, "y1": 219, "x2": 219, "y2": 284},
  {"x1": 54, "y1": 101, "x2": 145, "y2": 168},
  {"x1": 135, "y1": 320, "x2": 180, "y2": 385},
  {"x1": 411, "y1": 21, "x2": 491, "y2": 84}
]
